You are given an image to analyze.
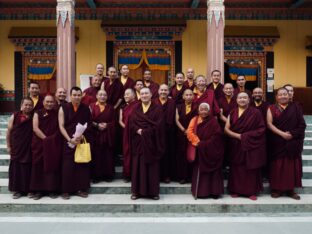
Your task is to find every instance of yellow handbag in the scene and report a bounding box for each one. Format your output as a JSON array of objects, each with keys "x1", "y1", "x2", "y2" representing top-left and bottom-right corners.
[{"x1": 74, "y1": 136, "x2": 91, "y2": 163}]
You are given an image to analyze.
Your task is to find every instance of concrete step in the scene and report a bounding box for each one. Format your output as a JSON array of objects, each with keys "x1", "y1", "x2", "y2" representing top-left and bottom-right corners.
[{"x1": 1, "y1": 193, "x2": 312, "y2": 214}]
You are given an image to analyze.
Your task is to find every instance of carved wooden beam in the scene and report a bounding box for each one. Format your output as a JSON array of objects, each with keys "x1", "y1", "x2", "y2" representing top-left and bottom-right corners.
[{"x1": 86, "y1": 0, "x2": 96, "y2": 9}]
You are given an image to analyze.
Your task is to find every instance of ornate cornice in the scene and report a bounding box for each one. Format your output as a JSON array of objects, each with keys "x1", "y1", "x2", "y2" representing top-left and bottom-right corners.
[
  {"x1": 207, "y1": 0, "x2": 224, "y2": 27},
  {"x1": 56, "y1": 0, "x2": 75, "y2": 28}
]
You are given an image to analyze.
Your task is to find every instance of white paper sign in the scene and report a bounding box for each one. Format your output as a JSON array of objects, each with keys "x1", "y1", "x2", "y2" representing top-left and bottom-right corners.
[
  {"x1": 267, "y1": 68, "x2": 274, "y2": 79},
  {"x1": 79, "y1": 74, "x2": 93, "y2": 91}
]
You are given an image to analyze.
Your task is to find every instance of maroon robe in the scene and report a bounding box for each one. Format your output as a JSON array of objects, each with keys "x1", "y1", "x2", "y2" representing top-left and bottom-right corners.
[
  {"x1": 233, "y1": 87, "x2": 252, "y2": 99},
  {"x1": 207, "y1": 82, "x2": 224, "y2": 101},
  {"x1": 103, "y1": 78, "x2": 124, "y2": 107},
  {"x1": 191, "y1": 116, "x2": 224, "y2": 198},
  {"x1": 81, "y1": 87, "x2": 99, "y2": 106},
  {"x1": 61, "y1": 102, "x2": 91, "y2": 193},
  {"x1": 154, "y1": 98, "x2": 176, "y2": 181},
  {"x1": 185, "y1": 80, "x2": 195, "y2": 91},
  {"x1": 122, "y1": 100, "x2": 139, "y2": 178},
  {"x1": 175, "y1": 103, "x2": 197, "y2": 181},
  {"x1": 227, "y1": 107, "x2": 266, "y2": 196},
  {"x1": 268, "y1": 103, "x2": 306, "y2": 192},
  {"x1": 193, "y1": 89, "x2": 220, "y2": 116},
  {"x1": 30, "y1": 95, "x2": 44, "y2": 113},
  {"x1": 129, "y1": 102, "x2": 165, "y2": 197},
  {"x1": 145, "y1": 81, "x2": 159, "y2": 99},
  {"x1": 169, "y1": 84, "x2": 186, "y2": 105},
  {"x1": 218, "y1": 96, "x2": 237, "y2": 119},
  {"x1": 121, "y1": 76, "x2": 135, "y2": 91},
  {"x1": 9, "y1": 112, "x2": 33, "y2": 193},
  {"x1": 30, "y1": 109, "x2": 61, "y2": 192},
  {"x1": 251, "y1": 101, "x2": 270, "y2": 122},
  {"x1": 89, "y1": 103, "x2": 116, "y2": 180}
]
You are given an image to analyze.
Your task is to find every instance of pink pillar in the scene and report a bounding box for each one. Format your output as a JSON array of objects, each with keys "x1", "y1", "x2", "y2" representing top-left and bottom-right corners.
[
  {"x1": 207, "y1": 0, "x2": 225, "y2": 83},
  {"x1": 56, "y1": 0, "x2": 76, "y2": 95}
]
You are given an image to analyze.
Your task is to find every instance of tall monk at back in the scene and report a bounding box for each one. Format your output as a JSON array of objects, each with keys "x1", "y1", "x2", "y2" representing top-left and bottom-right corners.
[
  {"x1": 207, "y1": 70, "x2": 224, "y2": 101},
  {"x1": 81, "y1": 75, "x2": 101, "y2": 105},
  {"x1": 175, "y1": 89, "x2": 196, "y2": 183},
  {"x1": 143, "y1": 69, "x2": 159, "y2": 99},
  {"x1": 120, "y1": 64, "x2": 135, "y2": 91},
  {"x1": 55, "y1": 87, "x2": 67, "y2": 108},
  {"x1": 225, "y1": 92, "x2": 266, "y2": 200},
  {"x1": 251, "y1": 87, "x2": 270, "y2": 121},
  {"x1": 233, "y1": 75, "x2": 252, "y2": 98},
  {"x1": 185, "y1": 68, "x2": 196, "y2": 91},
  {"x1": 89, "y1": 90, "x2": 116, "y2": 183},
  {"x1": 218, "y1": 83, "x2": 237, "y2": 128},
  {"x1": 134, "y1": 79, "x2": 144, "y2": 100},
  {"x1": 119, "y1": 88, "x2": 138, "y2": 182},
  {"x1": 187, "y1": 103, "x2": 224, "y2": 199},
  {"x1": 30, "y1": 95, "x2": 61, "y2": 200},
  {"x1": 267, "y1": 87, "x2": 306, "y2": 200},
  {"x1": 154, "y1": 84, "x2": 176, "y2": 183},
  {"x1": 28, "y1": 81, "x2": 43, "y2": 113},
  {"x1": 129, "y1": 87, "x2": 165, "y2": 200},
  {"x1": 193, "y1": 75, "x2": 220, "y2": 116},
  {"x1": 7, "y1": 97, "x2": 34, "y2": 199},
  {"x1": 58, "y1": 86, "x2": 91, "y2": 200},
  {"x1": 169, "y1": 72, "x2": 186, "y2": 104}
]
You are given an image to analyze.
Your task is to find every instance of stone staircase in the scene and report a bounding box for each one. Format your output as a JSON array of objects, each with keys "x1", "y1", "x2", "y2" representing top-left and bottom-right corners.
[{"x1": 1, "y1": 115, "x2": 312, "y2": 233}]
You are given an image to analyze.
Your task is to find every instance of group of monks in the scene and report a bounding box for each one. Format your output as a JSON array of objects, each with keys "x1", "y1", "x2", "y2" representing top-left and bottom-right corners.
[{"x1": 6, "y1": 63, "x2": 306, "y2": 201}]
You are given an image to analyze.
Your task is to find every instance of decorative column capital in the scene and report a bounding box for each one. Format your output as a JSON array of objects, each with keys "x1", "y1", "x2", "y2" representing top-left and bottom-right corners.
[
  {"x1": 56, "y1": 0, "x2": 75, "y2": 28},
  {"x1": 207, "y1": 0, "x2": 224, "y2": 27}
]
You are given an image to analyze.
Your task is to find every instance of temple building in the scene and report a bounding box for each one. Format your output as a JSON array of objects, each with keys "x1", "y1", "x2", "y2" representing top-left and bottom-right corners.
[{"x1": 0, "y1": 0, "x2": 311, "y2": 113}]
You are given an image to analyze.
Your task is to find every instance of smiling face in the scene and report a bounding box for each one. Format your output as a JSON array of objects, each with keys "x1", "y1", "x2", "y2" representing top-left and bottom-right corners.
[
  {"x1": 236, "y1": 75, "x2": 246, "y2": 88},
  {"x1": 175, "y1": 73, "x2": 184, "y2": 85},
  {"x1": 276, "y1": 88, "x2": 289, "y2": 106},
  {"x1": 120, "y1": 65, "x2": 130, "y2": 77},
  {"x1": 211, "y1": 70, "x2": 221, "y2": 84},
  {"x1": 96, "y1": 90, "x2": 108, "y2": 104},
  {"x1": 140, "y1": 88, "x2": 152, "y2": 104},
  {"x1": 55, "y1": 88, "x2": 67, "y2": 102},
  {"x1": 195, "y1": 76, "x2": 207, "y2": 92},
  {"x1": 158, "y1": 84, "x2": 169, "y2": 99},
  {"x1": 236, "y1": 92, "x2": 250, "y2": 108},
  {"x1": 223, "y1": 83, "x2": 234, "y2": 97},
  {"x1": 143, "y1": 70, "x2": 152, "y2": 82},
  {"x1": 252, "y1": 87, "x2": 263, "y2": 102},
  {"x1": 134, "y1": 80, "x2": 144, "y2": 92},
  {"x1": 28, "y1": 83, "x2": 40, "y2": 97},
  {"x1": 21, "y1": 99, "x2": 34, "y2": 114},
  {"x1": 70, "y1": 89, "x2": 82, "y2": 105},
  {"x1": 96, "y1": 64, "x2": 104, "y2": 76},
  {"x1": 284, "y1": 85, "x2": 294, "y2": 100},
  {"x1": 124, "y1": 89, "x2": 135, "y2": 104},
  {"x1": 91, "y1": 76, "x2": 101, "y2": 88},
  {"x1": 198, "y1": 103, "x2": 210, "y2": 118}
]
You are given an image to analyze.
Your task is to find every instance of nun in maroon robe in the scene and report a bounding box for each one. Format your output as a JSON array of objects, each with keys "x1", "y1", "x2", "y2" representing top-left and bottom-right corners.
[
  {"x1": 89, "y1": 96, "x2": 116, "y2": 182},
  {"x1": 267, "y1": 88, "x2": 306, "y2": 199},
  {"x1": 129, "y1": 88, "x2": 165, "y2": 199},
  {"x1": 7, "y1": 98, "x2": 34, "y2": 198},
  {"x1": 225, "y1": 103, "x2": 266, "y2": 200},
  {"x1": 154, "y1": 89, "x2": 176, "y2": 182},
  {"x1": 59, "y1": 96, "x2": 91, "y2": 198},
  {"x1": 30, "y1": 103, "x2": 61, "y2": 198},
  {"x1": 121, "y1": 98, "x2": 139, "y2": 180},
  {"x1": 187, "y1": 103, "x2": 224, "y2": 199}
]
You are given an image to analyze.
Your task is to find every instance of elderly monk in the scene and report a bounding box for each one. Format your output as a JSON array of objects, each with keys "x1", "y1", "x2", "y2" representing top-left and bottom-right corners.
[
  {"x1": 58, "y1": 86, "x2": 91, "y2": 199},
  {"x1": 7, "y1": 97, "x2": 34, "y2": 199},
  {"x1": 193, "y1": 75, "x2": 220, "y2": 116},
  {"x1": 251, "y1": 87, "x2": 270, "y2": 121},
  {"x1": 233, "y1": 75, "x2": 252, "y2": 98},
  {"x1": 30, "y1": 95, "x2": 61, "y2": 200},
  {"x1": 218, "y1": 83, "x2": 237, "y2": 126},
  {"x1": 101, "y1": 66, "x2": 124, "y2": 109},
  {"x1": 187, "y1": 103, "x2": 224, "y2": 199},
  {"x1": 81, "y1": 75, "x2": 101, "y2": 105},
  {"x1": 55, "y1": 87, "x2": 67, "y2": 107},
  {"x1": 119, "y1": 88, "x2": 138, "y2": 182},
  {"x1": 267, "y1": 87, "x2": 306, "y2": 200},
  {"x1": 94, "y1": 63, "x2": 105, "y2": 83},
  {"x1": 154, "y1": 84, "x2": 176, "y2": 183},
  {"x1": 28, "y1": 81, "x2": 43, "y2": 113},
  {"x1": 120, "y1": 64, "x2": 135, "y2": 91},
  {"x1": 169, "y1": 72, "x2": 186, "y2": 104},
  {"x1": 143, "y1": 69, "x2": 159, "y2": 99},
  {"x1": 129, "y1": 87, "x2": 165, "y2": 200},
  {"x1": 89, "y1": 90, "x2": 116, "y2": 183},
  {"x1": 225, "y1": 92, "x2": 266, "y2": 200},
  {"x1": 175, "y1": 89, "x2": 197, "y2": 183},
  {"x1": 207, "y1": 70, "x2": 224, "y2": 101},
  {"x1": 134, "y1": 79, "x2": 144, "y2": 100},
  {"x1": 185, "y1": 68, "x2": 196, "y2": 90}
]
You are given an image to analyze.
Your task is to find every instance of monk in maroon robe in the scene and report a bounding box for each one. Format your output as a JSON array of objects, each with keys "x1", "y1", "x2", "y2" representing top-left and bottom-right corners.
[
  {"x1": 225, "y1": 92, "x2": 266, "y2": 200},
  {"x1": 28, "y1": 81, "x2": 44, "y2": 113},
  {"x1": 154, "y1": 84, "x2": 176, "y2": 182},
  {"x1": 7, "y1": 97, "x2": 34, "y2": 199},
  {"x1": 89, "y1": 90, "x2": 116, "y2": 182},
  {"x1": 129, "y1": 87, "x2": 165, "y2": 200},
  {"x1": 134, "y1": 79, "x2": 144, "y2": 101},
  {"x1": 192, "y1": 75, "x2": 220, "y2": 116},
  {"x1": 207, "y1": 70, "x2": 224, "y2": 101},
  {"x1": 55, "y1": 87, "x2": 67, "y2": 107},
  {"x1": 169, "y1": 72, "x2": 186, "y2": 104},
  {"x1": 267, "y1": 87, "x2": 306, "y2": 200},
  {"x1": 119, "y1": 89, "x2": 139, "y2": 181},
  {"x1": 120, "y1": 64, "x2": 135, "y2": 91},
  {"x1": 143, "y1": 69, "x2": 159, "y2": 99},
  {"x1": 187, "y1": 103, "x2": 224, "y2": 199},
  {"x1": 30, "y1": 95, "x2": 61, "y2": 199},
  {"x1": 251, "y1": 87, "x2": 270, "y2": 121},
  {"x1": 58, "y1": 87, "x2": 91, "y2": 199},
  {"x1": 233, "y1": 75, "x2": 252, "y2": 98},
  {"x1": 185, "y1": 68, "x2": 196, "y2": 91},
  {"x1": 81, "y1": 76, "x2": 101, "y2": 105},
  {"x1": 218, "y1": 83, "x2": 237, "y2": 128}
]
